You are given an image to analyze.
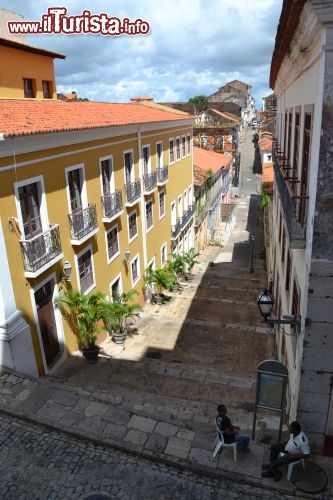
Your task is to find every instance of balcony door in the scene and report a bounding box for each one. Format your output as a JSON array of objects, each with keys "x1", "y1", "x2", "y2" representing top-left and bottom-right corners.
[
  {"x1": 124, "y1": 151, "x2": 133, "y2": 184},
  {"x1": 68, "y1": 168, "x2": 84, "y2": 234},
  {"x1": 18, "y1": 182, "x2": 46, "y2": 260},
  {"x1": 34, "y1": 280, "x2": 60, "y2": 368}
]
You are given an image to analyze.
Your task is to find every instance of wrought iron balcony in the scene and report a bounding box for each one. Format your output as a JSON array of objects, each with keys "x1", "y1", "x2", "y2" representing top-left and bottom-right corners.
[
  {"x1": 182, "y1": 204, "x2": 196, "y2": 229},
  {"x1": 20, "y1": 224, "x2": 62, "y2": 274},
  {"x1": 143, "y1": 172, "x2": 157, "y2": 194},
  {"x1": 125, "y1": 179, "x2": 141, "y2": 205},
  {"x1": 273, "y1": 147, "x2": 307, "y2": 248},
  {"x1": 101, "y1": 190, "x2": 123, "y2": 220},
  {"x1": 68, "y1": 203, "x2": 98, "y2": 242},
  {"x1": 157, "y1": 165, "x2": 169, "y2": 185},
  {"x1": 171, "y1": 218, "x2": 182, "y2": 240}
]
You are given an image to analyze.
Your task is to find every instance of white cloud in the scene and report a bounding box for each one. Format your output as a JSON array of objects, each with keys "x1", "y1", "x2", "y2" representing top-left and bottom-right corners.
[{"x1": 1, "y1": 0, "x2": 282, "y2": 106}]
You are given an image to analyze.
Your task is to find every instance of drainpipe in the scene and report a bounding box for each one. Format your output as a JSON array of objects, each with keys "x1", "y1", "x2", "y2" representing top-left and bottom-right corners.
[{"x1": 137, "y1": 128, "x2": 148, "y2": 270}]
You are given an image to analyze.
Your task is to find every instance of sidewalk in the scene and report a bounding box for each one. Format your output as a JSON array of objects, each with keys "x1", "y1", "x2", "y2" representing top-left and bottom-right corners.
[{"x1": 0, "y1": 129, "x2": 332, "y2": 499}]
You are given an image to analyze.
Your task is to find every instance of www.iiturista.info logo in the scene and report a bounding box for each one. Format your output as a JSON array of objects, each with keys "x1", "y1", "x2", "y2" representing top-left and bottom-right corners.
[{"x1": 7, "y1": 8, "x2": 150, "y2": 36}]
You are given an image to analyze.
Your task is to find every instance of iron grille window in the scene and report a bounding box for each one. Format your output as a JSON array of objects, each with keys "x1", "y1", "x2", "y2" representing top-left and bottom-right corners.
[
  {"x1": 101, "y1": 159, "x2": 111, "y2": 196},
  {"x1": 285, "y1": 251, "x2": 291, "y2": 292},
  {"x1": 18, "y1": 182, "x2": 42, "y2": 239},
  {"x1": 78, "y1": 249, "x2": 94, "y2": 293},
  {"x1": 145, "y1": 200, "x2": 153, "y2": 230},
  {"x1": 128, "y1": 212, "x2": 137, "y2": 239},
  {"x1": 292, "y1": 112, "x2": 300, "y2": 185},
  {"x1": 107, "y1": 227, "x2": 118, "y2": 259},
  {"x1": 298, "y1": 113, "x2": 311, "y2": 225},
  {"x1": 169, "y1": 139, "x2": 174, "y2": 163},
  {"x1": 23, "y1": 78, "x2": 35, "y2": 98}
]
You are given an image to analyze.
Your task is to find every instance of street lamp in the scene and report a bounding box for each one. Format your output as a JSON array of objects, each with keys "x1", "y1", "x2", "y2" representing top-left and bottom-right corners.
[
  {"x1": 62, "y1": 261, "x2": 72, "y2": 282},
  {"x1": 257, "y1": 289, "x2": 301, "y2": 327}
]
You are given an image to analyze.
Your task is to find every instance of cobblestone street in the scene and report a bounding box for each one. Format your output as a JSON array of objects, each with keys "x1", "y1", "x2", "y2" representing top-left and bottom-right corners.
[{"x1": 0, "y1": 413, "x2": 296, "y2": 500}]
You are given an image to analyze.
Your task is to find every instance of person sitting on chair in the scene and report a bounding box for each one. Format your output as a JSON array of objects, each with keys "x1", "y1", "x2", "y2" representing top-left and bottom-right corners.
[
  {"x1": 261, "y1": 421, "x2": 310, "y2": 481},
  {"x1": 216, "y1": 404, "x2": 250, "y2": 451}
]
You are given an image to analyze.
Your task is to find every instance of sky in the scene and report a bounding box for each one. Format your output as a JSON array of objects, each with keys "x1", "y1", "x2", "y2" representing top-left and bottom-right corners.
[{"x1": 0, "y1": 1, "x2": 283, "y2": 108}]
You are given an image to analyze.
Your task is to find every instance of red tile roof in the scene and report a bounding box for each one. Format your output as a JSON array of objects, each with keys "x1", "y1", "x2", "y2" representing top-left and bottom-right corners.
[
  {"x1": 209, "y1": 109, "x2": 241, "y2": 122},
  {"x1": 0, "y1": 36, "x2": 66, "y2": 59},
  {"x1": 193, "y1": 146, "x2": 232, "y2": 187},
  {"x1": 0, "y1": 100, "x2": 194, "y2": 138}
]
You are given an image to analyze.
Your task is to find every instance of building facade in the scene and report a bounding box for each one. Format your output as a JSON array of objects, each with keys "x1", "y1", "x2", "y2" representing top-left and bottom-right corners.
[
  {"x1": 0, "y1": 39, "x2": 195, "y2": 378},
  {"x1": 268, "y1": 0, "x2": 333, "y2": 454}
]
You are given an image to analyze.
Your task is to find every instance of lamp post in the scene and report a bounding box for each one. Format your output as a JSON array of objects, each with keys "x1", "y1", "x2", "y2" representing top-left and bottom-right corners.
[
  {"x1": 257, "y1": 289, "x2": 301, "y2": 327},
  {"x1": 62, "y1": 261, "x2": 72, "y2": 282},
  {"x1": 249, "y1": 234, "x2": 255, "y2": 273}
]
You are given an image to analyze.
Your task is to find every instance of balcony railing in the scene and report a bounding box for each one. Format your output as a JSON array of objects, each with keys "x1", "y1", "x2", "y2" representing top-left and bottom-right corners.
[
  {"x1": 143, "y1": 172, "x2": 157, "y2": 193},
  {"x1": 273, "y1": 147, "x2": 307, "y2": 248},
  {"x1": 20, "y1": 224, "x2": 62, "y2": 273},
  {"x1": 157, "y1": 165, "x2": 169, "y2": 185},
  {"x1": 68, "y1": 204, "x2": 98, "y2": 242},
  {"x1": 101, "y1": 190, "x2": 122, "y2": 219},
  {"x1": 181, "y1": 204, "x2": 196, "y2": 229},
  {"x1": 171, "y1": 218, "x2": 182, "y2": 240},
  {"x1": 125, "y1": 179, "x2": 141, "y2": 204}
]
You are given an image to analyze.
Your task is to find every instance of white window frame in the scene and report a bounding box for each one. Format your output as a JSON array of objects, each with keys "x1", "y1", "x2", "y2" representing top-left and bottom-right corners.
[
  {"x1": 14, "y1": 175, "x2": 48, "y2": 236},
  {"x1": 130, "y1": 253, "x2": 140, "y2": 287},
  {"x1": 187, "y1": 133, "x2": 191, "y2": 156},
  {"x1": 65, "y1": 163, "x2": 88, "y2": 213},
  {"x1": 109, "y1": 273, "x2": 123, "y2": 302},
  {"x1": 156, "y1": 141, "x2": 163, "y2": 169},
  {"x1": 181, "y1": 135, "x2": 186, "y2": 158},
  {"x1": 178, "y1": 194, "x2": 183, "y2": 218},
  {"x1": 105, "y1": 223, "x2": 120, "y2": 264},
  {"x1": 99, "y1": 155, "x2": 115, "y2": 195},
  {"x1": 171, "y1": 201, "x2": 176, "y2": 225},
  {"x1": 75, "y1": 243, "x2": 96, "y2": 295},
  {"x1": 169, "y1": 138, "x2": 175, "y2": 164},
  {"x1": 188, "y1": 186, "x2": 193, "y2": 205},
  {"x1": 175, "y1": 136, "x2": 181, "y2": 161},
  {"x1": 123, "y1": 149, "x2": 135, "y2": 183},
  {"x1": 183, "y1": 189, "x2": 188, "y2": 211},
  {"x1": 160, "y1": 242, "x2": 167, "y2": 267},
  {"x1": 142, "y1": 145, "x2": 151, "y2": 174},
  {"x1": 128, "y1": 208, "x2": 138, "y2": 242},
  {"x1": 159, "y1": 190, "x2": 166, "y2": 219},
  {"x1": 145, "y1": 198, "x2": 154, "y2": 233}
]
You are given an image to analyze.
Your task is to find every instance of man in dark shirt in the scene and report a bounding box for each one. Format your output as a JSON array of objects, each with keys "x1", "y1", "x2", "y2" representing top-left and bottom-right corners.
[{"x1": 216, "y1": 404, "x2": 250, "y2": 450}]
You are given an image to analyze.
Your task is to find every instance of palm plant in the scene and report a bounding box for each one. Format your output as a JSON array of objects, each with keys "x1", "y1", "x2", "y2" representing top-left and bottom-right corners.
[
  {"x1": 101, "y1": 289, "x2": 143, "y2": 337},
  {"x1": 183, "y1": 248, "x2": 199, "y2": 275},
  {"x1": 144, "y1": 267, "x2": 175, "y2": 297},
  {"x1": 54, "y1": 289, "x2": 105, "y2": 350}
]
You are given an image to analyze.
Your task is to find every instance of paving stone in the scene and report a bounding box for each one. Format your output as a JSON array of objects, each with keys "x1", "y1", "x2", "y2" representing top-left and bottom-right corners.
[
  {"x1": 165, "y1": 436, "x2": 191, "y2": 459},
  {"x1": 124, "y1": 429, "x2": 148, "y2": 447},
  {"x1": 145, "y1": 433, "x2": 168, "y2": 453},
  {"x1": 84, "y1": 402, "x2": 107, "y2": 417},
  {"x1": 177, "y1": 429, "x2": 195, "y2": 441},
  {"x1": 155, "y1": 422, "x2": 178, "y2": 437},
  {"x1": 127, "y1": 415, "x2": 156, "y2": 433}
]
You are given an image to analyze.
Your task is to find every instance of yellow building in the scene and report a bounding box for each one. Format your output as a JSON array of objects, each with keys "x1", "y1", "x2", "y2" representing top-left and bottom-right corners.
[
  {"x1": 0, "y1": 39, "x2": 195, "y2": 377},
  {"x1": 0, "y1": 36, "x2": 65, "y2": 99}
]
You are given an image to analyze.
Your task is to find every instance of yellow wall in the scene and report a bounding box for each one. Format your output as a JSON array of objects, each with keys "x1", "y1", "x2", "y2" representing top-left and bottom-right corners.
[
  {"x1": 0, "y1": 123, "x2": 193, "y2": 374},
  {"x1": 0, "y1": 45, "x2": 57, "y2": 99}
]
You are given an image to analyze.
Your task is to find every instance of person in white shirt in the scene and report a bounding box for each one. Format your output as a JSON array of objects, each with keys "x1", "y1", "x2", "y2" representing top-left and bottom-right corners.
[{"x1": 261, "y1": 421, "x2": 310, "y2": 481}]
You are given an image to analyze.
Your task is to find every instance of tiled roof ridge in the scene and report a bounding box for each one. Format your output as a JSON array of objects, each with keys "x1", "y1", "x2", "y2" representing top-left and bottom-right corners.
[
  {"x1": 0, "y1": 99, "x2": 194, "y2": 138},
  {"x1": 0, "y1": 36, "x2": 66, "y2": 59}
]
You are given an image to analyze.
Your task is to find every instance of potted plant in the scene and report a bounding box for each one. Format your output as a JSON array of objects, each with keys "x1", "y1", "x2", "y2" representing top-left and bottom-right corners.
[
  {"x1": 183, "y1": 248, "x2": 199, "y2": 280},
  {"x1": 144, "y1": 267, "x2": 175, "y2": 304},
  {"x1": 54, "y1": 289, "x2": 105, "y2": 364},
  {"x1": 166, "y1": 255, "x2": 186, "y2": 292},
  {"x1": 101, "y1": 289, "x2": 143, "y2": 345}
]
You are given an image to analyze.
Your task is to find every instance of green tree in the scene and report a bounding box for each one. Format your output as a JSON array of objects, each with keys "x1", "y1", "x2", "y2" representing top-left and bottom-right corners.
[{"x1": 188, "y1": 95, "x2": 208, "y2": 103}]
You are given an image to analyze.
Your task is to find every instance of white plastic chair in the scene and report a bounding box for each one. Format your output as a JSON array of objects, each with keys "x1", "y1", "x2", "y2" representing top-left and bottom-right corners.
[
  {"x1": 212, "y1": 420, "x2": 238, "y2": 462},
  {"x1": 287, "y1": 458, "x2": 305, "y2": 480}
]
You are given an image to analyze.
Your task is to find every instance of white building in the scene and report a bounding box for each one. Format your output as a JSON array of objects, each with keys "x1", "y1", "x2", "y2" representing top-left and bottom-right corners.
[{"x1": 268, "y1": 0, "x2": 333, "y2": 454}]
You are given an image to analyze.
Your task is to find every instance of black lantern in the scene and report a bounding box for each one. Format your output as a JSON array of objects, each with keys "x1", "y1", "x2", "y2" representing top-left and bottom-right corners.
[{"x1": 257, "y1": 289, "x2": 274, "y2": 319}]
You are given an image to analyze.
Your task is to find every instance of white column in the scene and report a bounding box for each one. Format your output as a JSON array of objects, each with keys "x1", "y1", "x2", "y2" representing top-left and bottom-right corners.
[{"x1": 0, "y1": 218, "x2": 38, "y2": 376}]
